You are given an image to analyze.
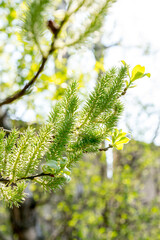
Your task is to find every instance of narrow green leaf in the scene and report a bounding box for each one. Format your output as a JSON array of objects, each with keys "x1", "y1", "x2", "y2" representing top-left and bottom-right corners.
[{"x1": 115, "y1": 137, "x2": 130, "y2": 145}]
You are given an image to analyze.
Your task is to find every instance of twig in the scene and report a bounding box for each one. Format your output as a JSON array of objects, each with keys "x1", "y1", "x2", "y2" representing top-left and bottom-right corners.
[
  {"x1": 0, "y1": 127, "x2": 25, "y2": 136},
  {"x1": 0, "y1": 172, "x2": 55, "y2": 185},
  {"x1": 0, "y1": 178, "x2": 9, "y2": 184},
  {"x1": 99, "y1": 144, "x2": 113, "y2": 151},
  {"x1": 0, "y1": 14, "x2": 69, "y2": 107},
  {"x1": 17, "y1": 172, "x2": 55, "y2": 181},
  {"x1": 121, "y1": 87, "x2": 127, "y2": 96},
  {"x1": 152, "y1": 114, "x2": 160, "y2": 143},
  {"x1": 0, "y1": 56, "x2": 48, "y2": 107},
  {"x1": 0, "y1": 127, "x2": 12, "y2": 134},
  {"x1": 0, "y1": 144, "x2": 113, "y2": 185},
  {"x1": 104, "y1": 41, "x2": 121, "y2": 49},
  {"x1": 83, "y1": 144, "x2": 113, "y2": 153}
]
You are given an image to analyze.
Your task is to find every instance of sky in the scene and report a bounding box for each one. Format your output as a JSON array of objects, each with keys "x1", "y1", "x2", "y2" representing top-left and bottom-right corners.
[
  {"x1": 105, "y1": 0, "x2": 160, "y2": 145},
  {"x1": 104, "y1": 0, "x2": 160, "y2": 177}
]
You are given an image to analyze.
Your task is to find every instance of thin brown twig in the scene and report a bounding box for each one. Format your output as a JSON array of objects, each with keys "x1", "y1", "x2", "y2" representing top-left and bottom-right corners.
[
  {"x1": 0, "y1": 172, "x2": 55, "y2": 185},
  {"x1": 0, "y1": 14, "x2": 69, "y2": 107},
  {"x1": 0, "y1": 144, "x2": 113, "y2": 185},
  {"x1": 121, "y1": 87, "x2": 127, "y2": 96},
  {"x1": 0, "y1": 127, "x2": 24, "y2": 135},
  {"x1": 0, "y1": 56, "x2": 48, "y2": 107},
  {"x1": 99, "y1": 144, "x2": 113, "y2": 151},
  {"x1": 17, "y1": 172, "x2": 55, "y2": 181},
  {"x1": 0, "y1": 127, "x2": 12, "y2": 134},
  {"x1": 83, "y1": 144, "x2": 113, "y2": 154},
  {"x1": 152, "y1": 114, "x2": 160, "y2": 143}
]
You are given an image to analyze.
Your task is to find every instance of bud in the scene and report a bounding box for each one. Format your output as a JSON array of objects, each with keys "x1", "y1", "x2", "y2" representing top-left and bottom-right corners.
[{"x1": 47, "y1": 20, "x2": 59, "y2": 35}]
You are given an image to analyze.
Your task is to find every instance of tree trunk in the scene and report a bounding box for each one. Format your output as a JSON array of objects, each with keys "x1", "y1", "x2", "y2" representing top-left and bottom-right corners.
[{"x1": 10, "y1": 197, "x2": 44, "y2": 240}]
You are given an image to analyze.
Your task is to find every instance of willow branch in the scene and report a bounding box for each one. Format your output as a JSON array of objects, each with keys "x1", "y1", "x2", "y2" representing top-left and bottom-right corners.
[
  {"x1": 83, "y1": 144, "x2": 113, "y2": 154},
  {"x1": 17, "y1": 172, "x2": 55, "y2": 181},
  {"x1": 0, "y1": 127, "x2": 12, "y2": 134},
  {"x1": 0, "y1": 172, "x2": 55, "y2": 185},
  {"x1": 99, "y1": 144, "x2": 113, "y2": 151},
  {"x1": 121, "y1": 87, "x2": 128, "y2": 96}
]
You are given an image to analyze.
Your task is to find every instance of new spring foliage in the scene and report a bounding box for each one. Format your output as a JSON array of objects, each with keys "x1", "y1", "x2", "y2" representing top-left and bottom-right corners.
[{"x1": 0, "y1": 64, "x2": 150, "y2": 207}]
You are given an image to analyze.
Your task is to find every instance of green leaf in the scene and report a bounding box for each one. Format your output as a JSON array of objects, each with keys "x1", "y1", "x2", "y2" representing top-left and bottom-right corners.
[
  {"x1": 131, "y1": 65, "x2": 145, "y2": 81},
  {"x1": 63, "y1": 167, "x2": 71, "y2": 175},
  {"x1": 143, "y1": 73, "x2": 151, "y2": 78},
  {"x1": 60, "y1": 157, "x2": 68, "y2": 167},
  {"x1": 126, "y1": 80, "x2": 129, "y2": 87},
  {"x1": 115, "y1": 137, "x2": 130, "y2": 145},
  {"x1": 63, "y1": 173, "x2": 71, "y2": 183},
  {"x1": 116, "y1": 132, "x2": 127, "y2": 141},
  {"x1": 111, "y1": 129, "x2": 130, "y2": 150},
  {"x1": 45, "y1": 161, "x2": 59, "y2": 170},
  {"x1": 121, "y1": 60, "x2": 126, "y2": 66},
  {"x1": 129, "y1": 85, "x2": 137, "y2": 88},
  {"x1": 106, "y1": 137, "x2": 111, "y2": 142},
  {"x1": 114, "y1": 143, "x2": 124, "y2": 150},
  {"x1": 42, "y1": 160, "x2": 60, "y2": 174}
]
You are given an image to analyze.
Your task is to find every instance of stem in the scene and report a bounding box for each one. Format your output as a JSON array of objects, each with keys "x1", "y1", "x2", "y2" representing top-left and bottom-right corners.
[
  {"x1": 0, "y1": 127, "x2": 24, "y2": 137},
  {"x1": 17, "y1": 172, "x2": 55, "y2": 181},
  {"x1": 121, "y1": 87, "x2": 128, "y2": 96},
  {"x1": 0, "y1": 0, "x2": 86, "y2": 107},
  {"x1": 0, "y1": 14, "x2": 68, "y2": 107},
  {"x1": 99, "y1": 144, "x2": 113, "y2": 151},
  {"x1": 0, "y1": 56, "x2": 47, "y2": 107},
  {"x1": 0, "y1": 172, "x2": 54, "y2": 185},
  {"x1": 0, "y1": 127, "x2": 12, "y2": 134},
  {"x1": 121, "y1": 81, "x2": 132, "y2": 96}
]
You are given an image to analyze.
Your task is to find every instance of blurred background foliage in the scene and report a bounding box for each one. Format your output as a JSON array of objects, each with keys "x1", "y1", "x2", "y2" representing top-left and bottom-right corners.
[
  {"x1": 0, "y1": 0, "x2": 160, "y2": 239},
  {"x1": 1, "y1": 141, "x2": 160, "y2": 239},
  {"x1": 32, "y1": 141, "x2": 160, "y2": 240}
]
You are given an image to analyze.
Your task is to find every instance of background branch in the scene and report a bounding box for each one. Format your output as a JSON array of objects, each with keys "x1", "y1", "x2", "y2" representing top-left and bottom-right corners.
[
  {"x1": 0, "y1": 17, "x2": 68, "y2": 107},
  {"x1": 152, "y1": 114, "x2": 160, "y2": 143}
]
